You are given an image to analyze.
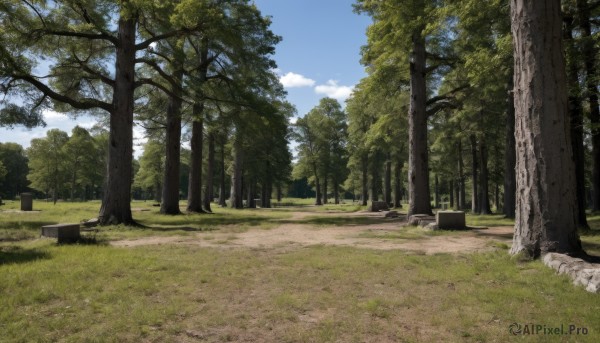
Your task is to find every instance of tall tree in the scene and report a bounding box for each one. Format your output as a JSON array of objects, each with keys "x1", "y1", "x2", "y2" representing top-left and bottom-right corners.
[
  {"x1": 510, "y1": 0, "x2": 583, "y2": 257},
  {"x1": 27, "y1": 129, "x2": 69, "y2": 203}
]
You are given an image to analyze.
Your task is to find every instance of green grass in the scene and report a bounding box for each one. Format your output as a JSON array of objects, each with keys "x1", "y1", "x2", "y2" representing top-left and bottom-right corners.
[
  {"x1": 2, "y1": 201, "x2": 600, "y2": 341},
  {"x1": 1, "y1": 242, "x2": 600, "y2": 342}
]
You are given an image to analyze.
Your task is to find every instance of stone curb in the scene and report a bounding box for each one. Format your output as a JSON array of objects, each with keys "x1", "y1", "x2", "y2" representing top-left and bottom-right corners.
[{"x1": 543, "y1": 253, "x2": 600, "y2": 293}]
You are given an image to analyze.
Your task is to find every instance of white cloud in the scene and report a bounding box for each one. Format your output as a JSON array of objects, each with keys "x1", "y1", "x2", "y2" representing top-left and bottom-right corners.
[
  {"x1": 279, "y1": 72, "x2": 316, "y2": 88},
  {"x1": 289, "y1": 117, "x2": 298, "y2": 124},
  {"x1": 314, "y1": 80, "x2": 354, "y2": 101}
]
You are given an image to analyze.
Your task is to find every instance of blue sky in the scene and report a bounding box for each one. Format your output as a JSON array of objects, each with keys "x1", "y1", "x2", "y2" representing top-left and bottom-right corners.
[{"x1": 0, "y1": 0, "x2": 371, "y2": 153}]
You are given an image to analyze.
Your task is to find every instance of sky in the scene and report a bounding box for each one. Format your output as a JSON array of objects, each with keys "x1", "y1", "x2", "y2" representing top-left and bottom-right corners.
[{"x1": 0, "y1": 0, "x2": 371, "y2": 155}]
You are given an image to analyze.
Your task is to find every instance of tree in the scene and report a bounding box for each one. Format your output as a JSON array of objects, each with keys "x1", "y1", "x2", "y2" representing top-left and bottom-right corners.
[
  {"x1": 27, "y1": 129, "x2": 69, "y2": 203},
  {"x1": 63, "y1": 126, "x2": 98, "y2": 201},
  {"x1": 510, "y1": 0, "x2": 583, "y2": 257},
  {"x1": 134, "y1": 140, "x2": 165, "y2": 203},
  {"x1": 0, "y1": 0, "x2": 207, "y2": 224},
  {"x1": 0, "y1": 142, "x2": 29, "y2": 199}
]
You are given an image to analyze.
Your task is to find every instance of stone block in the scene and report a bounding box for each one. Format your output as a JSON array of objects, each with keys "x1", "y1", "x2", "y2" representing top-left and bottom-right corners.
[
  {"x1": 436, "y1": 211, "x2": 466, "y2": 230},
  {"x1": 408, "y1": 214, "x2": 434, "y2": 226},
  {"x1": 368, "y1": 201, "x2": 389, "y2": 212},
  {"x1": 20, "y1": 193, "x2": 33, "y2": 211},
  {"x1": 41, "y1": 223, "x2": 81, "y2": 243}
]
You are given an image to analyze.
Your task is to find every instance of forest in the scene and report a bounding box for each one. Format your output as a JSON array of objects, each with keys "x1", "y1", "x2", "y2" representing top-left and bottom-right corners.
[{"x1": 2, "y1": 0, "x2": 600, "y2": 341}]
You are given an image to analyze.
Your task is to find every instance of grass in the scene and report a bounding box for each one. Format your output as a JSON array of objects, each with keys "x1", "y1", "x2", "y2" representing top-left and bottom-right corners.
[
  {"x1": 1, "y1": 242, "x2": 600, "y2": 342},
  {"x1": 2, "y1": 201, "x2": 600, "y2": 341}
]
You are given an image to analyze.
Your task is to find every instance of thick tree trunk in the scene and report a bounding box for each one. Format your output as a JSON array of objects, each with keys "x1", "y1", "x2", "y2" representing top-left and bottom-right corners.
[
  {"x1": 247, "y1": 181, "x2": 256, "y2": 208},
  {"x1": 187, "y1": 115, "x2": 204, "y2": 212},
  {"x1": 370, "y1": 158, "x2": 380, "y2": 202},
  {"x1": 504, "y1": 77, "x2": 517, "y2": 218},
  {"x1": 160, "y1": 67, "x2": 184, "y2": 215},
  {"x1": 407, "y1": 27, "x2": 432, "y2": 216},
  {"x1": 478, "y1": 137, "x2": 491, "y2": 214},
  {"x1": 510, "y1": 0, "x2": 583, "y2": 257},
  {"x1": 230, "y1": 136, "x2": 244, "y2": 209},
  {"x1": 393, "y1": 160, "x2": 402, "y2": 208},
  {"x1": 384, "y1": 159, "x2": 392, "y2": 205},
  {"x1": 203, "y1": 132, "x2": 215, "y2": 213},
  {"x1": 564, "y1": 17, "x2": 589, "y2": 229},
  {"x1": 218, "y1": 140, "x2": 227, "y2": 207},
  {"x1": 99, "y1": 16, "x2": 135, "y2": 225},
  {"x1": 576, "y1": 0, "x2": 600, "y2": 212},
  {"x1": 470, "y1": 135, "x2": 479, "y2": 213},
  {"x1": 361, "y1": 156, "x2": 368, "y2": 206}
]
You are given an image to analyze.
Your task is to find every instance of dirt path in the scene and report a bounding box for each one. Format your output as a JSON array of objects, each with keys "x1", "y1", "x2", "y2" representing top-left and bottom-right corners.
[{"x1": 111, "y1": 210, "x2": 513, "y2": 254}]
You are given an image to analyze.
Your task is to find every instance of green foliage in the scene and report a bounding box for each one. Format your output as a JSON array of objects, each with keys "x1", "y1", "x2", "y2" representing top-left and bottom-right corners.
[{"x1": 0, "y1": 142, "x2": 29, "y2": 199}]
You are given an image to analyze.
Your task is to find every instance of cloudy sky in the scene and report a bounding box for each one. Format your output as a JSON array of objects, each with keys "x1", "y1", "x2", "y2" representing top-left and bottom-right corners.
[{"x1": 0, "y1": 0, "x2": 370, "y2": 154}]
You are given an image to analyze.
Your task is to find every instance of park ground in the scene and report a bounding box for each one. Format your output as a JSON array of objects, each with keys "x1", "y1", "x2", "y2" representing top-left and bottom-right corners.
[{"x1": 2, "y1": 199, "x2": 600, "y2": 342}]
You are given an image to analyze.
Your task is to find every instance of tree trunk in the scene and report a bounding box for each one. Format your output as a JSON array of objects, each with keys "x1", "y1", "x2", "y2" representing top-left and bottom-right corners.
[
  {"x1": 230, "y1": 135, "x2": 244, "y2": 209},
  {"x1": 334, "y1": 182, "x2": 340, "y2": 204},
  {"x1": 276, "y1": 183, "x2": 282, "y2": 202},
  {"x1": 457, "y1": 139, "x2": 466, "y2": 210},
  {"x1": 218, "y1": 140, "x2": 227, "y2": 207},
  {"x1": 160, "y1": 66, "x2": 184, "y2": 215},
  {"x1": 470, "y1": 135, "x2": 479, "y2": 213},
  {"x1": 247, "y1": 180, "x2": 255, "y2": 208},
  {"x1": 187, "y1": 115, "x2": 204, "y2": 212},
  {"x1": 504, "y1": 76, "x2": 517, "y2": 218},
  {"x1": 322, "y1": 175, "x2": 328, "y2": 204},
  {"x1": 576, "y1": 0, "x2": 600, "y2": 212},
  {"x1": 99, "y1": 16, "x2": 135, "y2": 225},
  {"x1": 449, "y1": 179, "x2": 454, "y2": 208},
  {"x1": 478, "y1": 137, "x2": 491, "y2": 214},
  {"x1": 564, "y1": 16, "x2": 589, "y2": 229},
  {"x1": 154, "y1": 180, "x2": 161, "y2": 203},
  {"x1": 203, "y1": 132, "x2": 215, "y2": 213},
  {"x1": 393, "y1": 159, "x2": 402, "y2": 208},
  {"x1": 407, "y1": 27, "x2": 432, "y2": 216},
  {"x1": 361, "y1": 156, "x2": 368, "y2": 206},
  {"x1": 313, "y1": 163, "x2": 322, "y2": 205},
  {"x1": 510, "y1": 0, "x2": 583, "y2": 257},
  {"x1": 434, "y1": 174, "x2": 439, "y2": 209},
  {"x1": 384, "y1": 159, "x2": 392, "y2": 205},
  {"x1": 370, "y1": 158, "x2": 380, "y2": 202},
  {"x1": 454, "y1": 178, "x2": 460, "y2": 210}
]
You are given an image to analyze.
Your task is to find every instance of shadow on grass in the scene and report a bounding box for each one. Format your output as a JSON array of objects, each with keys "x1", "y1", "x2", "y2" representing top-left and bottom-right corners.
[
  {"x1": 0, "y1": 221, "x2": 58, "y2": 231},
  {"x1": 135, "y1": 215, "x2": 271, "y2": 227},
  {"x1": 137, "y1": 225, "x2": 217, "y2": 232},
  {"x1": 0, "y1": 246, "x2": 50, "y2": 265},
  {"x1": 286, "y1": 216, "x2": 391, "y2": 226}
]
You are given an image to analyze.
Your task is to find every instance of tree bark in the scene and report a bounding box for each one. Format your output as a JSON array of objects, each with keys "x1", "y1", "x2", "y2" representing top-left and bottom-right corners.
[
  {"x1": 564, "y1": 16, "x2": 589, "y2": 229},
  {"x1": 361, "y1": 156, "x2": 368, "y2": 206},
  {"x1": 370, "y1": 158, "x2": 380, "y2": 202},
  {"x1": 160, "y1": 66, "x2": 184, "y2": 215},
  {"x1": 187, "y1": 114, "x2": 204, "y2": 212},
  {"x1": 504, "y1": 77, "x2": 517, "y2": 218},
  {"x1": 247, "y1": 180, "x2": 256, "y2": 208},
  {"x1": 449, "y1": 179, "x2": 454, "y2": 209},
  {"x1": 99, "y1": 16, "x2": 135, "y2": 225},
  {"x1": 202, "y1": 132, "x2": 215, "y2": 213},
  {"x1": 407, "y1": 27, "x2": 432, "y2": 216},
  {"x1": 334, "y1": 182, "x2": 340, "y2": 204},
  {"x1": 313, "y1": 163, "x2": 322, "y2": 205},
  {"x1": 457, "y1": 139, "x2": 466, "y2": 210},
  {"x1": 218, "y1": 140, "x2": 227, "y2": 207},
  {"x1": 384, "y1": 158, "x2": 392, "y2": 205},
  {"x1": 230, "y1": 135, "x2": 244, "y2": 209},
  {"x1": 470, "y1": 135, "x2": 479, "y2": 213},
  {"x1": 576, "y1": 0, "x2": 600, "y2": 212},
  {"x1": 478, "y1": 137, "x2": 491, "y2": 214},
  {"x1": 434, "y1": 174, "x2": 439, "y2": 209},
  {"x1": 322, "y1": 175, "x2": 328, "y2": 204},
  {"x1": 510, "y1": 0, "x2": 583, "y2": 257},
  {"x1": 393, "y1": 159, "x2": 402, "y2": 208}
]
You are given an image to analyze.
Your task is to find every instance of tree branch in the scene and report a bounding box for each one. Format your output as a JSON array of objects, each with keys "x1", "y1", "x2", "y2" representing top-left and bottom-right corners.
[{"x1": 13, "y1": 74, "x2": 112, "y2": 112}]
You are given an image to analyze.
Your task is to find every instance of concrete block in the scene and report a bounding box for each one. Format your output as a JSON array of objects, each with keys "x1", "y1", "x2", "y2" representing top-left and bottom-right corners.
[{"x1": 436, "y1": 211, "x2": 466, "y2": 230}]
